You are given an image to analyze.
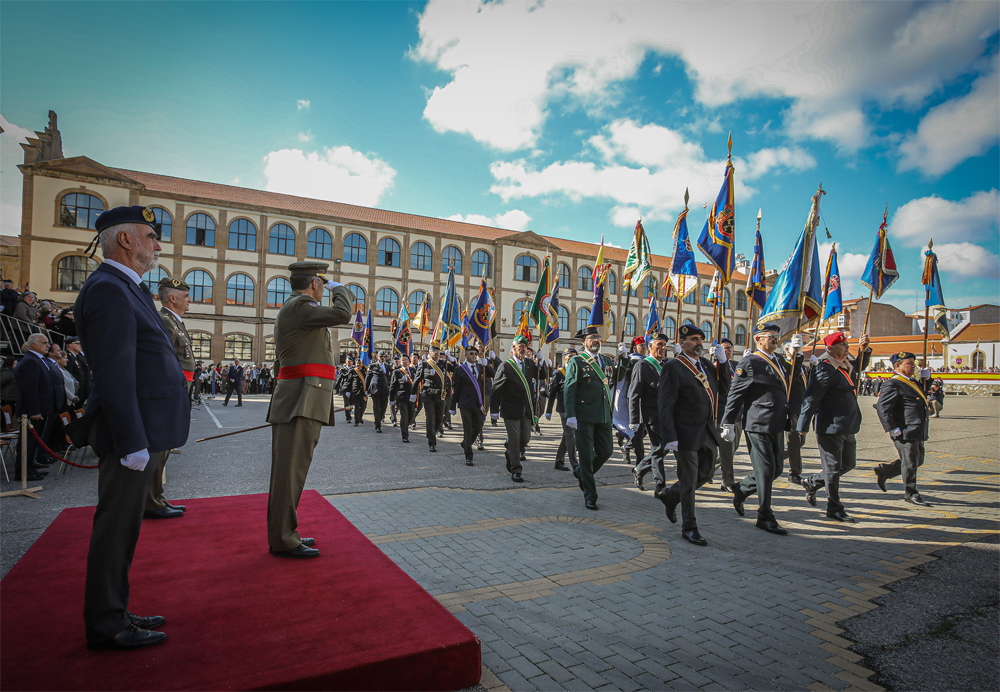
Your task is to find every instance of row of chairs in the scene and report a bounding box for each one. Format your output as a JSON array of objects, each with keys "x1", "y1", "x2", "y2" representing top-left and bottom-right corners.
[{"x1": 1, "y1": 405, "x2": 89, "y2": 482}]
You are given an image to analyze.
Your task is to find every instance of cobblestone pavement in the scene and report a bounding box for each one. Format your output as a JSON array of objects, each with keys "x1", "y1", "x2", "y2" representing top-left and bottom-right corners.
[{"x1": 2, "y1": 396, "x2": 997, "y2": 691}]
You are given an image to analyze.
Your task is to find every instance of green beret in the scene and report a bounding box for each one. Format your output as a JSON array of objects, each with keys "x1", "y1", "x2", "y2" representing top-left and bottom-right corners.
[{"x1": 158, "y1": 276, "x2": 189, "y2": 292}]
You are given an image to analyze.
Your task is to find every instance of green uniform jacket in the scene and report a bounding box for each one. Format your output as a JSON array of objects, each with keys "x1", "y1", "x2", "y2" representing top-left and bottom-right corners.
[
  {"x1": 266, "y1": 288, "x2": 353, "y2": 425},
  {"x1": 564, "y1": 352, "x2": 614, "y2": 424},
  {"x1": 159, "y1": 307, "x2": 196, "y2": 375}
]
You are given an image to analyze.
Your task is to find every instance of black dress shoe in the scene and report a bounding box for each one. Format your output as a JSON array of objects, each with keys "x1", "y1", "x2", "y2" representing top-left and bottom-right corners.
[
  {"x1": 756, "y1": 518, "x2": 788, "y2": 535},
  {"x1": 905, "y1": 495, "x2": 931, "y2": 506},
  {"x1": 165, "y1": 503, "x2": 186, "y2": 512},
  {"x1": 874, "y1": 465, "x2": 887, "y2": 492},
  {"x1": 402, "y1": 438, "x2": 410, "y2": 443},
  {"x1": 376, "y1": 427, "x2": 383, "y2": 433},
  {"x1": 519, "y1": 453, "x2": 526, "y2": 461},
  {"x1": 659, "y1": 493, "x2": 678, "y2": 524},
  {"x1": 631, "y1": 466, "x2": 645, "y2": 491},
  {"x1": 465, "y1": 458, "x2": 474, "y2": 466},
  {"x1": 787, "y1": 473, "x2": 802, "y2": 485},
  {"x1": 222, "y1": 403, "x2": 227, "y2": 406},
  {"x1": 300, "y1": 537, "x2": 316, "y2": 547},
  {"x1": 554, "y1": 463, "x2": 569, "y2": 471},
  {"x1": 719, "y1": 483, "x2": 733, "y2": 493},
  {"x1": 511, "y1": 473, "x2": 524, "y2": 483},
  {"x1": 354, "y1": 422, "x2": 360, "y2": 427},
  {"x1": 801, "y1": 478, "x2": 818, "y2": 507},
  {"x1": 144, "y1": 507, "x2": 184, "y2": 519},
  {"x1": 429, "y1": 445, "x2": 437, "y2": 452},
  {"x1": 87, "y1": 624, "x2": 168, "y2": 650},
  {"x1": 682, "y1": 528, "x2": 708, "y2": 546},
  {"x1": 585, "y1": 500, "x2": 598, "y2": 510},
  {"x1": 477, "y1": 445, "x2": 485, "y2": 451},
  {"x1": 270, "y1": 544, "x2": 320, "y2": 558},
  {"x1": 235, "y1": 404, "x2": 242, "y2": 407},
  {"x1": 732, "y1": 486, "x2": 746, "y2": 517},
  {"x1": 826, "y1": 509, "x2": 855, "y2": 522},
  {"x1": 622, "y1": 448, "x2": 632, "y2": 464},
  {"x1": 14, "y1": 471, "x2": 45, "y2": 481},
  {"x1": 128, "y1": 612, "x2": 166, "y2": 629}
]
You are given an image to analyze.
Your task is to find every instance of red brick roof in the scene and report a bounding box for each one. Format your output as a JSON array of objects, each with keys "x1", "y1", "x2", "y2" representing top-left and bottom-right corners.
[{"x1": 952, "y1": 323, "x2": 999, "y2": 343}]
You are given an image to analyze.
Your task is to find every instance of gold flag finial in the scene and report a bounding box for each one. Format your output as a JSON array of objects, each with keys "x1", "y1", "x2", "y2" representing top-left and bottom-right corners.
[
  {"x1": 757, "y1": 208, "x2": 762, "y2": 221},
  {"x1": 727, "y1": 131, "x2": 733, "y2": 163},
  {"x1": 928, "y1": 238, "x2": 933, "y2": 250},
  {"x1": 684, "y1": 187, "x2": 689, "y2": 208}
]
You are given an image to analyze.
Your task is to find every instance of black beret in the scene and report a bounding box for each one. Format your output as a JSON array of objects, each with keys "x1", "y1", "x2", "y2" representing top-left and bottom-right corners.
[
  {"x1": 650, "y1": 332, "x2": 669, "y2": 342},
  {"x1": 95, "y1": 206, "x2": 158, "y2": 233},
  {"x1": 678, "y1": 324, "x2": 704, "y2": 339},
  {"x1": 720, "y1": 338, "x2": 733, "y2": 346},
  {"x1": 890, "y1": 352, "x2": 916, "y2": 364},
  {"x1": 575, "y1": 325, "x2": 602, "y2": 339}
]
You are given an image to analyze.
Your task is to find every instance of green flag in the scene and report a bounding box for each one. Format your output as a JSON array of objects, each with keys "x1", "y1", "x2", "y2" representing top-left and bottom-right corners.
[
  {"x1": 624, "y1": 219, "x2": 652, "y2": 290},
  {"x1": 528, "y1": 257, "x2": 555, "y2": 336}
]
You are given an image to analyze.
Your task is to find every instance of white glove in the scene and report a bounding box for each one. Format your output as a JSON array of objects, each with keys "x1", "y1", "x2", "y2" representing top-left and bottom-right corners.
[
  {"x1": 449, "y1": 410, "x2": 456, "y2": 416},
  {"x1": 409, "y1": 394, "x2": 416, "y2": 403},
  {"x1": 714, "y1": 345, "x2": 727, "y2": 363},
  {"x1": 491, "y1": 412, "x2": 499, "y2": 421},
  {"x1": 490, "y1": 351, "x2": 496, "y2": 359},
  {"x1": 566, "y1": 417, "x2": 578, "y2": 429},
  {"x1": 120, "y1": 448, "x2": 150, "y2": 472},
  {"x1": 324, "y1": 279, "x2": 342, "y2": 290},
  {"x1": 617, "y1": 342, "x2": 627, "y2": 356},
  {"x1": 890, "y1": 427, "x2": 902, "y2": 438},
  {"x1": 920, "y1": 368, "x2": 931, "y2": 379},
  {"x1": 743, "y1": 348, "x2": 753, "y2": 358},
  {"x1": 665, "y1": 441, "x2": 679, "y2": 452},
  {"x1": 720, "y1": 424, "x2": 735, "y2": 442},
  {"x1": 791, "y1": 334, "x2": 803, "y2": 349},
  {"x1": 545, "y1": 412, "x2": 552, "y2": 421},
  {"x1": 809, "y1": 355, "x2": 819, "y2": 366},
  {"x1": 479, "y1": 358, "x2": 487, "y2": 365},
  {"x1": 673, "y1": 343, "x2": 682, "y2": 356},
  {"x1": 628, "y1": 423, "x2": 639, "y2": 431},
  {"x1": 345, "y1": 392, "x2": 351, "y2": 400},
  {"x1": 448, "y1": 354, "x2": 457, "y2": 363}
]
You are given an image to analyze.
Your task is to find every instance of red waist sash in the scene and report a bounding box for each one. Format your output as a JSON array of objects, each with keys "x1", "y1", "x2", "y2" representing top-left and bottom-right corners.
[
  {"x1": 277, "y1": 363, "x2": 338, "y2": 380},
  {"x1": 182, "y1": 370, "x2": 194, "y2": 382}
]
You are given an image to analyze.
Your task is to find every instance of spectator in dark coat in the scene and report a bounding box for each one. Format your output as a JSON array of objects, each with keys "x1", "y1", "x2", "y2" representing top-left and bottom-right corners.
[
  {"x1": 13, "y1": 333, "x2": 60, "y2": 480},
  {"x1": 223, "y1": 359, "x2": 244, "y2": 406}
]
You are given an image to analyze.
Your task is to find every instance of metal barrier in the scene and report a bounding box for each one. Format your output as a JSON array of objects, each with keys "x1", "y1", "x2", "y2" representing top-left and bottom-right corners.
[{"x1": 0, "y1": 313, "x2": 67, "y2": 357}]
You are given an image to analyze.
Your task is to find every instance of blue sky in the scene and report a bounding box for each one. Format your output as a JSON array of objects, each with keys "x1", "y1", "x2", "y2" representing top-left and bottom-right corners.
[{"x1": 2, "y1": 0, "x2": 998, "y2": 314}]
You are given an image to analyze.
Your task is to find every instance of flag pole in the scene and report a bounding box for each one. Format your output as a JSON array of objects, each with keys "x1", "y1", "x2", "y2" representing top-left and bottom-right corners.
[
  {"x1": 795, "y1": 183, "x2": 824, "y2": 342},
  {"x1": 746, "y1": 208, "x2": 761, "y2": 341},
  {"x1": 922, "y1": 239, "x2": 933, "y2": 367},
  {"x1": 620, "y1": 277, "x2": 633, "y2": 344},
  {"x1": 719, "y1": 133, "x2": 733, "y2": 346}
]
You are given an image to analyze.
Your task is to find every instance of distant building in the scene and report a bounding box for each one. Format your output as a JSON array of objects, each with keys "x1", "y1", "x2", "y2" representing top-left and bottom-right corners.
[
  {"x1": 908, "y1": 304, "x2": 1000, "y2": 336},
  {"x1": 813, "y1": 297, "x2": 911, "y2": 341},
  {"x1": 0, "y1": 236, "x2": 20, "y2": 284}
]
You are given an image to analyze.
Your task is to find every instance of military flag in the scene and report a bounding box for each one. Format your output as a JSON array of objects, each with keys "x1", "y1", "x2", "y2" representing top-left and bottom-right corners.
[
  {"x1": 587, "y1": 264, "x2": 613, "y2": 341},
  {"x1": 394, "y1": 320, "x2": 413, "y2": 357},
  {"x1": 460, "y1": 308, "x2": 473, "y2": 349},
  {"x1": 469, "y1": 277, "x2": 496, "y2": 348},
  {"x1": 667, "y1": 199, "x2": 699, "y2": 300},
  {"x1": 360, "y1": 308, "x2": 374, "y2": 366},
  {"x1": 350, "y1": 308, "x2": 365, "y2": 346},
  {"x1": 412, "y1": 294, "x2": 432, "y2": 339},
  {"x1": 706, "y1": 271, "x2": 721, "y2": 307},
  {"x1": 436, "y1": 268, "x2": 463, "y2": 349},
  {"x1": 922, "y1": 242, "x2": 950, "y2": 341},
  {"x1": 860, "y1": 205, "x2": 899, "y2": 299},
  {"x1": 544, "y1": 279, "x2": 561, "y2": 345},
  {"x1": 643, "y1": 290, "x2": 660, "y2": 345},
  {"x1": 515, "y1": 308, "x2": 532, "y2": 346},
  {"x1": 697, "y1": 137, "x2": 736, "y2": 283},
  {"x1": 528, "y1": 257, "x2": 558, "y2": 338},
  {"x1": 623, "y1": 220, "x2": 653, "y2": 290},
  {"x1": 745, "y1": 224, "x2": 767, "y2": 311},
  {"x1": 397, "y1": 300, "x2": 411, "y2": 326},
  {"x1": 592, "y1": 234, "x2": 607, "y2": 284},
  {"x1": 822, "y1": 244, "x2": 844, "y2": 322}
]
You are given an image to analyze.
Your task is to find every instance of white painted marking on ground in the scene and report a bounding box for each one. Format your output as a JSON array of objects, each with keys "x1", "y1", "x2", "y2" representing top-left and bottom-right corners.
[{"x1": 205, "y1": 404, "x2": 223, "y2": 429}]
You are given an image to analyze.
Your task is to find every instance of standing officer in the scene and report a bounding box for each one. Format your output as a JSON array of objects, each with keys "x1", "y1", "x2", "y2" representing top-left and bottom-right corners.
[
  {"x1": 874, "y1": 352, "x2": 933, "y2": 506},
  {"x1": 565, "y1": 327, "x2": 615, "y2": 509},
  {"x1": 64, "y1": 337, "x2": 91, "y2": 405},
  {"x1": 721, "y1": 323, "x2": 799, "y2": 535},
  {"x1": 144, "y1": 276, "x2": 198, "y2": 519},
  {"x1": 545, "y1": 347, "x2": 577, "y2": 472},
  {"x1": 490, "y1": 335, "x2": 537, "y2": 482},
  {"x1": 73, "y1": 206, "x2": 189, "y2": 649},
  {"x1": 657, "y1": 325, "x2": 730, "y2": 545},
  {"x1": 796, "y1": 331, "x2": 871, "y2": 521},
  {"x1": 345, "y1": 358, "x2": 368, "y2": 426},
  {"x1": 266, "y1": 261, "x2": 352, "y2": 558},
  {"x1": 782, "y1": 338, "x2": 810, "y2": 485},
  {"x1": 414, "y1": 345, "x2": 450, "y2": 452},
  {"x1": 715, "y1": 338, "x2": 739, "y2": 492},
  {"x1": 629, "y1": 333, "x2": 670, "y2": 494},
  {"x1": 223, "y1": 359, "x2": 243, "y2": 406},
  {"x1": 452, "y1": 345, "x2": 492, "y2": 466},
  {"x1": 390, "y1": 354, "x2": 417, "y2": 443},
  {"x1": 365, "y1": 351, "x2": 391, "y2": 433}
]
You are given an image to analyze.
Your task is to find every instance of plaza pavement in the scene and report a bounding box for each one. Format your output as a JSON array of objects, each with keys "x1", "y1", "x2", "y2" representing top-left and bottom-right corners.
[{"x1": 1, "y1": 394, "x2": 997, "y2": 691}]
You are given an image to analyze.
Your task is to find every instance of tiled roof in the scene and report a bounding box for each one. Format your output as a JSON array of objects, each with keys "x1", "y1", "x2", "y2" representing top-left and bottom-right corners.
[
  {"x1": 952, "y1": 323, "x2": 1000, "y2": 342},
  {"x1": 0, "y1": 236, "x2": 21, "y2": 246}
]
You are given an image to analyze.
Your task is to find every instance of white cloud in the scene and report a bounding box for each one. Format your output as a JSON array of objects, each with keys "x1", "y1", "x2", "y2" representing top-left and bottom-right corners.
[
  {"x1": 0, "y1": 114, "x2": 34, "y2": 236},
  {"x1": 263, "y1": 146, "x2": 396, "y2": 207},
  {"x1": 888, "y1": 189, "x2": 999, "y2": 247},
  {"x1": 898, "y1": 54, "x2": 1000, "y2": 176},
  {"x1": 933, "y1": 242, "x2": 1000, "y2": 280},
  {"x1": 297, "y1": 131, "x2": 313, "y2": 142},
  {"x1": 1, "y1": 202, "x2": 22, "y2": 234},
  {"x1": 412, "y1": 0, "x2": 997, "y2": 152},
  {"x1": 297, "y1": 99, "x2": 310, "y2": 110},
  {"x1": 446, "y1": 209, "x2": 532, "y2": 231}
]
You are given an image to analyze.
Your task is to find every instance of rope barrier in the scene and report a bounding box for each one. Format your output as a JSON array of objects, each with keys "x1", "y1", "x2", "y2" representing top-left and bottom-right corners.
[{"x1": 27, "y1": 423, "x2": 98, "y2": 469}]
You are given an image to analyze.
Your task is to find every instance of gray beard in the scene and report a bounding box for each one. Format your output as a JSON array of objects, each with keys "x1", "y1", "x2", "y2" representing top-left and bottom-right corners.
[
  {"x1": 587, "y1": 343, "x2": 601, "y2": 354},
  {"x1": 692, "y1": 344, "x2": 704, "y2": 358}
]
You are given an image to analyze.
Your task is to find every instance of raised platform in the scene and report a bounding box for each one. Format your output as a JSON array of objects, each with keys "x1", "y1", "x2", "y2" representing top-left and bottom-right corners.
[{"x1": 1, "y1": 491, "x2": 480, "y2": 691}]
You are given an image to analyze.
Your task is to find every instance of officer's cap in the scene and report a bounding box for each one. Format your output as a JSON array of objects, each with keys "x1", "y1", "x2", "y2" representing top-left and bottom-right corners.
[
  {"x1": 649, "y1": 332, "x2": 669, "y2": 343},
  {"x1": 574, "y1": 325, "x2": 602, "y2": 339},
  {"x1": 287, "y1": 261, "x2": 329, "y2": 278},
  {"x1": 429, "y1": 344, "x2": 442, "y2": 352},
  {"x1": 465, "y1": 345, "x2": 479, "y2": 353},
  {"x1": 753, "y1": 323, "x2": 780, "y2": 336},
  {"x1": 824, "y1": 331, "x2": 847, "y2": 348},
  {"x1": 563, "y1": 347, "x2": 578, "y2": 355},
  {"x1": 95, "y1": 206, "x2": 158, "y2": 233},
  {"x1": 158, "y1": 276, "x2": 190, "y2": 292},
  {"x1": 890, "y1": 351, "x2": 915, "y2": 364},
  {"x1": 66, "y1": 337, "x2": 80, "y2": 344},
  {"x1": 678, "y1": 324, "x2": 704, "y2": 340},
  {"x1": 512, "y1": 335, "x2": 530, "y2": 345}
]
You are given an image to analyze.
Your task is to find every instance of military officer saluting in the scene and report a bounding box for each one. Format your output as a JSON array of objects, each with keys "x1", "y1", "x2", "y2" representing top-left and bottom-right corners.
[
  {"x1": 721, "y1": 323, "x2": 801, "y2": 535},
  {"x1": 874, "y1": 352, "x2": 934, "y2": 506},
  {"x1": 267, "y1": 261, "x2": 353, "y2": 558},
  {"x1": 414, "y1": 345, "x2": 452, "y2": 452},
  {"x1": 657, "y1": 325, "x2": 730, "y2": 545},
  {"x1": 564, "y1": 326, "x2": 615, "y2": 510},
  {"x1": 545, "y1": 347, "x2": 578, "y2": 472}
]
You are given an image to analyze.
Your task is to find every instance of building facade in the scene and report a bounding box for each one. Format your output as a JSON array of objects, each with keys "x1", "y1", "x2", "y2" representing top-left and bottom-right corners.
[{"x1": 16, "y1": 112, "x2": 757, "y2": 364}]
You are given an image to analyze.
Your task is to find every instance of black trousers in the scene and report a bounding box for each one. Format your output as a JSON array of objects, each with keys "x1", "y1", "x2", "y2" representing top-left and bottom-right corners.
[
  {"x1": 737, "y1": 431, "x2": 784, "y2": 520},
  {"x1": 785, "y1": 415, "x2": 804, "y2": 475},
  {"x1": 717, "y1": 420, "x2": 742, "y2": 486},
  {"x1": 353, "y1": 395, "x2": 367, "y2": 423},
  {"x1": 664, "y1": 440, "x2": 718, "y2": 530},
  {"x1": 341, "y1": 394, "x2": 352, "y2": 421},
  {"x1": 460, "y1": 408, "x2": 484, "y2": 460},
  {"x1": 389, "y1": 400, "x2": 398, "y2": 425},
  {"x1": 371, "y1": 395, "x2": 388, "y2": 430},
  {"x1": 15, "y1": 414, "x2": 52, "y2": 472},
  {"x1": 634, "y1": 422, "x2": 667, "y2": 488},
  {"x1": 807, "y1": 432, "x2": 857, "y2": 512},
  {"x1": 224, "y1": 382, "x2": 242, "y2": 405},
  {"x1": 623, "y1": 423, "x2": 646, "y2": 460},
  {"x1": 397, "y1": 400, "x2": 414, "y2": 441},
  {"x1": 882, "y1": 439, "x2": 925, "y2": 498},
  {"x1": 504, "y1": 414, "x2": 532, "y2": 474},
  {"x1": 423, "y1": 396, "x2": 445, "y2": 446},
  {"x1": 556, "y1": 411, "x2": 577, "y2": 468},
  {"x1": 84, "y1": 446, "x2": 166, "y2": 644}
]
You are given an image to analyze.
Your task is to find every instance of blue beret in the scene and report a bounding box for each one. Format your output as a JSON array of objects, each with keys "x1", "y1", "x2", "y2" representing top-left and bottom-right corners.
[
  {"x1": 94, "y1": 206, "x2": 158, "y2": 233},
  {"x1": 678, "y1": 324, "x2": 704, "y2": 339},
  {"x1": 563, "y1": 347, "x2": 578, "y2": 355},
  {"x1": 890, "y1": 352, "x2": 915, "y2": 364},
  {"x1": 753, "y1": 323, "x2": 780, "y2": 335},
  {"x1": 720, "y1": 338, "x2": 734, "y2": 346}
]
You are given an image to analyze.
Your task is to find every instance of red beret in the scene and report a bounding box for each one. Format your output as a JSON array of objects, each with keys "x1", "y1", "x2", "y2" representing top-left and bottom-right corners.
[
  {"x1": 632, "y1": 336, "x2": 646, "y2": 346},
  {"x1": 824, "y1": 331, "x2": 847, "y2": 348}
]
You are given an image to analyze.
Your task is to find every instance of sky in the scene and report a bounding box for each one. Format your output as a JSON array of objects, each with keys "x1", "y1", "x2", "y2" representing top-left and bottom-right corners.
[{"x1": 1, "y1": 0, "x2": 998, "y2": 315}]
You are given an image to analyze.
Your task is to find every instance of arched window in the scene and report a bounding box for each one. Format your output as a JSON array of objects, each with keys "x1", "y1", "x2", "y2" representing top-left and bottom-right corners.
[
  {"x1": 578, "y1": 266, "x2": 593, "y2": 292},
  {"x1": 343, "y1": 233, "x2": 367, "y2": 263},
  {"x1": 269, "y1": 223, "x2": 295, "y2": 255},
  {"x1": 723, "y1": 289, "x2": 731, "y2": 309},
  {"x1": 56, "y1": 255, "x2": 98, "y2": 291},
  {"x1": 184, "y1": 270, "x2": 214, "y2": 303},
  {"x1": 347, "y1": 284, "x2": 366, "y2": 311},
  {"x1": 186, "y1": 213, "x2": 215, "y2": 247},
  {"x1": 736, "y1": 289, "x2": 747, "y2": 312},
  {"x1": 645, "y1": 276, "x2": 657, "y2": 299},
  {"x1": 557, "y1": 305, "x2": 569, "y2": 332},
  {"x1": 226, "y1": 274, "x2": 255, "y2": 306},
  {"x1": 664, "y1": 316, "x2": 676, "y2": 341},
  {"x1": 411, "y1": 242, "x2": 432, "y2": 271},
  {"x1": 189, "y1": 332, "x2": 211, "y2": 360},
  {"x1": 514, "y1": 299, "x2": 530, "y2": 322},
  {"x1": 307, "y1": 228, "x2": 332, "y2": 259},
  {"x1": 59, "y1": 193, "x2": 104, "y2": 229},
  {"x1": 378, "y1": 238, "x2": 401, "y2": 267},
  {"x1": 720, "y1": 322, "x2": 730, "y2": 341},
  {"x1": 141, "y1": 266, "x2": 169, "y2": 293},
  {"x1": 973, "y1": 350, "x2": 986, "y2": 370},
  {"x1": 625, "y1": 313, "x2": 637, "y2": 336},
  {"x1": 442, "y1": 246, "x2": 463, "y2": 273},
  {"x1": 556, "y1": 263, "x2": 570, "y2": 289},
  {"x1": 516, "y1": 255, "x2": 538, "y2": 282},
  {"x1": 264, "y1": 336, "x2": 276, "y2": 362},
  {"x1": 701, "y1": 321, "x2": 713, "y2": 341},
  {"x1": 576, "y1": 307, "x2": 592, "y2": 332},
  {"x1": 376, "y1": 287, "x2": 399, "y2": 316},
  {"x1": 266, "y1": 277, "x2": 291, "y2": 308},
  {"x1": 683, "y1": 318, "x2": 695, "y2": 327},
  {"x1": 472, "y1": 250, "x2": 492, "y2": 278},
  {"x1": 684, "y1": 284, "x2": 697, "y2": 304},
  {"x1": 735, "y1": 323, "x2": 747, "y2": 346},
  {"x1": 701, "y1": 284, "x2": 711, "y2": 306},
  {"x1": 608, "y1": 270, "x2": 617, "y2": 295},
  {"x1": 228, "y1": 218, "x2": 257, "y2": 251},
  {"x1": 608, "y1": 312, "x2": 616, "y2": 334},
  {"x1": 151, "y1": 207, "x2": 172, "y2": 242},
  {"x1": 408, "y1": 290, "x2": 427, "y2": 316},
  {"x1": 224, "y1": 334, "x2": 252, "y2": 361}
]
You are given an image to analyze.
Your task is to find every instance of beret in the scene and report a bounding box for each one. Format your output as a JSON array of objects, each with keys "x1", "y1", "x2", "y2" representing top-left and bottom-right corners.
[
  {"x1": 753, "y1": 322, "x2": 780, "y2": 335},
  {"x1": 824, "y1": 331, "x2": 847, "y2": 348},
  {"x1": 94, "y1": 206, "x2": 158, "y2": 233},
  {"x1": 678, "y1": 324, "x2": 704, "y2": 339},
  {"x1": 649, "y1": 332, "x2": 669, "y2": 342},
  {"x1": 563, "y1": 347, "x2": 578, "y2": 355},
  {"x1": 890, "y1": 351, "x2": 915, "y2": 364},
  {"x1": 575, "y1": 325, "x2": 602, "y2": 339},
  {"x1": 720, "y1": 338, "x2": 733, "y2": 346},
  {"x1": 158, "y1": 276, "x2": 190, "y2": 292},
  {"x1": 512, "y1": 335, "x2": 530, "y2": 345}
]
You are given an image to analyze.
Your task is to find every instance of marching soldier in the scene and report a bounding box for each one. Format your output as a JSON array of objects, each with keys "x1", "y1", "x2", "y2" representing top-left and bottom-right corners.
[
  {"x1": 266, "y1": 261, "x2": 353, "y2": 558},
  {"x1": 545, "y1": 347, "x2": 578, "y2": 472},
  {"x1": 414, "y1": 345, "x2": 451, "y2": 452},
  {"x1": 365, "y1": 351, "x2": 391, "y2": 433},
  {"x1": 657, "y1": 325, "x2": 730, "y2": 545},
  {"x1": 721, "y1": 323, "x2": 800, "y2": 535},
  {"x1": 796, "y1": 331, "x2": 871, "y2": 521},
  {"x1": 345, "y1": 358, "x2": 368, "y2": 426},
  {"x1": 490, "y1": 335, "x2": 537, "y2": 482},
  {"x1": 334, "y1": 357, "x2": 353, "y2": 423},
  {"x1": 452, "y1": 345, "x2": 492, "y2": 466},
  {"x1": 629, "y1": 332, "x2": 670, "y2": 494},
  {"x1": 390, "y1": 354, "x2": 417, "y2": 443},
  {"x1": 874, "y1": 352, "x2": 933, "y2": 506},
  {"x1": 616, "y1": 337, "x2": 647, "y2": 464},
  {"x1": 389, "y1": 356, "x2": 400, "y2": 426},
  {"x1": 783, "y1": 338, "x2": 810, "y2": 484},
  {"x1": 715, "y1": 338, "x2": 739, "y2": 492}
]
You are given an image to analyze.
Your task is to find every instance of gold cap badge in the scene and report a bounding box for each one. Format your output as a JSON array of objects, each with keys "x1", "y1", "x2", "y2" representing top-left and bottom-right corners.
[{"x1": 142, "y1": 207, "x2": 155, "y2": 223}]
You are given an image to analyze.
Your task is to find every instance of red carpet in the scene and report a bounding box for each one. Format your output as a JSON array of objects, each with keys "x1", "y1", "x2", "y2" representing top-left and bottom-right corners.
[{"x1": 1, "y1": 491, "x2": 481, "y2": 691}]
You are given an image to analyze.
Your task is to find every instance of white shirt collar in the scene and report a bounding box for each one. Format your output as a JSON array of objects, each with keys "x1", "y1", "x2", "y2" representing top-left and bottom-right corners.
[
  {"x1": 682, "y1": 353, "x2": 700, "y2": 367},
  {"x1": 102, "y1": 259, "x2": 142, "y2": 286},
  {"x1": 29, "y1": 349, "x2": 47, "y2": 361},
  {"x1": 164, "y1": 307, "x2": 184, "y2": 323}
]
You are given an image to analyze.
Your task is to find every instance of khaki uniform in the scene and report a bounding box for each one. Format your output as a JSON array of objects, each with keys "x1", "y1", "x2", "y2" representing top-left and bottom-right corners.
[
  {"x1": 266, "y1": 289, "x2": 353, "y2": 551},
  {"x1": 145, "y1": 306, "x2": 196, "y2": 512}
]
